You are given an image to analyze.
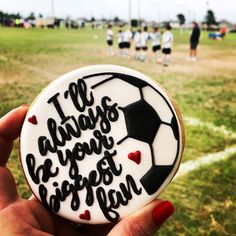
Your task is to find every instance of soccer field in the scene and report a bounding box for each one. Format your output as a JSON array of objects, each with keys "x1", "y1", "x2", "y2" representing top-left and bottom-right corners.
[{"x1": 0, "y1": 27, "x2": 236, "y2": 235}]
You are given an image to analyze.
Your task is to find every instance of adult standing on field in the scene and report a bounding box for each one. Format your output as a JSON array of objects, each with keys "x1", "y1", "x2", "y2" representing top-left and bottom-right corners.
[{"x1": 187, "y1": 21, "x2": 201, "y2": 61}]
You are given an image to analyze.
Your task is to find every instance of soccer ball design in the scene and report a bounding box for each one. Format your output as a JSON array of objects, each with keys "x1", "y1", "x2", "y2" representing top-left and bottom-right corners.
[
  {"x1": 21, "y1": 65, "x2": 183, "y2": 224},
  {"x1": 84, "y1": 71, "x2": 180, "y2": 195}
]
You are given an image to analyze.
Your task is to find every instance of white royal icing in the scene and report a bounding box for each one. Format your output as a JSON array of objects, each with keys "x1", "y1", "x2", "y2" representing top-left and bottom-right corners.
[{"x1": 20, "y1": 65, "x2": 184, "y2": 224}]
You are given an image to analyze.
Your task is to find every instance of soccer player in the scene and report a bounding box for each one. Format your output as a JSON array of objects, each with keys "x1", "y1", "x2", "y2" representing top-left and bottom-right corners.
[
  {"x1": 123, "y1": 28, "x2": 133, "y2": 58},
  {"x1": 140, "y1": 26, "x2": 149, "y2": 62},
  {"x1": 162, "y1": 24, "x2": 173, "y2": 66},
  {"x1": 150, "y1": 27, "x2": 161, "y2": 63},
  {"x1": 106, "y1": 24, "x2": 114, "y2": 56},
  {"x1": 134, "y1": 29, "x2": 142, "y2": 60},
  {"x1": 118, "y1": 28, "x2": 125, "y2": 57}
]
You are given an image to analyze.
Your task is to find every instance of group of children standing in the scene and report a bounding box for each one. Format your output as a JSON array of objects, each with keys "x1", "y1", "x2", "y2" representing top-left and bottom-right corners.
[{"x1": 106, "y1": 24, "x2": 174, "y2": 66}]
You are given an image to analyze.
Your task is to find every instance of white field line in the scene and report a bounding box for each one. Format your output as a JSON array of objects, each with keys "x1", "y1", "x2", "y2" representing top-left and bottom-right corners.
[
  {"x1": 175, "y1": 145, "x2": 236, "y2": 179},
  {"x1": 184, "y1": 117, "x2": 236, "y2": 139},
  {"x1": 175, "y1": 117, "x2": 236, "y2": 178}
]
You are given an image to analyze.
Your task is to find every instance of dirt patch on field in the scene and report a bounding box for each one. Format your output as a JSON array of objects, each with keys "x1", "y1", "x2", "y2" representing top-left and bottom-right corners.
[
  {"x1": 162, "y1": 45, "x2": 236, "y2": 77},
  {"x1": 0, "y1": 45, "x2": 235, "y2": 84}
]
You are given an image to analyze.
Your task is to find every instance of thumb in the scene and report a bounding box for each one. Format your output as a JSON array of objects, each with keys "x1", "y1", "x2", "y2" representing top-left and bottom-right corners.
[
  {"x1": 0, "y1": 104, "x2": 28, "y2": 140},
  {"x1": 108, "y1": 200, "x2": 174, "y2": 236},
  {"x1": 0, "y1": 105, "x2": 28, "y2": 166}
]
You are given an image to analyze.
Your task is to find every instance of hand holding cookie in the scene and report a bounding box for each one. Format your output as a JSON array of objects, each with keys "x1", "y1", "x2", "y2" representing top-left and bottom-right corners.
[
  {"x1": 0, "y1": 107, "x2": 174, "y2": 236},
  {"x1": 0, "y1": 65, "x2": 184, "y2": 235}
]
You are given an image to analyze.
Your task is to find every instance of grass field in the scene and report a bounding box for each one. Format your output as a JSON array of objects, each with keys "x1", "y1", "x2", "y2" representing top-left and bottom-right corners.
[{"x1": 0, "y1": 26, "x2": 236, "y2": 235}]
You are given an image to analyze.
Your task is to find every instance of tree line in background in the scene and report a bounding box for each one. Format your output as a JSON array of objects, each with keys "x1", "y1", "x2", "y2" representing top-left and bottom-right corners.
[
  {"x1": 176, "y1": 10, "x2": 217, "y2": 27},
  {"x1": 0, "y1": 8, "x2": 225, "y2": 30}
]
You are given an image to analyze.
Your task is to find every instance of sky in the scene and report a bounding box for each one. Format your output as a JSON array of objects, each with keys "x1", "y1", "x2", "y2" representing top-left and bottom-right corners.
[{"x1": 0, "y1": 0, "x2": 235, "y2": 23}]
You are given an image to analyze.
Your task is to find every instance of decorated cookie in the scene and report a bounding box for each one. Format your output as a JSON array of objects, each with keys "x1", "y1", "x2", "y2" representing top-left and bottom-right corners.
[{"x1": 20, "y1": 65, "x2": 185, "y2": 224}]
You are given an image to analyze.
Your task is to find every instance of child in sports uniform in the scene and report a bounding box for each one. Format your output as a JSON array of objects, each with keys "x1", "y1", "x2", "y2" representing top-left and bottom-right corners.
[
  {"x1": 106, "y1": 24, "x2": 114, "y2": 56},
  {"x1": 150, "y1": 27, "x2": 161, "y2": 63},
  {"x1": 134, "y1": 29, "x2": 142, "y2": 60},
  {"x1": 140, "y1": 26, "x2": 149, "y2": 62},
  {"x1": 118, "y1": 28, "x2": 125, "y2": 57},
  {"x1": 162, "y1": 24, "x2": 173, "y2": 66},
  {"x1": 123, "y1": 28, "x2": 133, "y2": 58}
]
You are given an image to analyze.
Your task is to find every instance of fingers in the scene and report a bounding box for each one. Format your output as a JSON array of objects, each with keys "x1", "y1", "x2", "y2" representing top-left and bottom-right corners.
[
  {"x1": 0, "y1": 105, "x2": 28, "y2": 166},
  {"x1": 25, "y1": 199, "x2": 55, "y2": 235},
  {"x1": 0, "y1": 136, "x2": 13, "y2": 167},
  {"x1": 0, "y1": 167, "x2": 18, "y2": 210},
  {"x1": 82, "y1": 222, "x2": 115, "y2": 236},
  {"x1": 27, "y1": 229, "x2": 54, "y2": 236},
  {"x1": 108, "y1": 199, "x2": 174, "y2": 236},
  {"x1": 0, "y1": 105, "x2": 28, "y2": 209},
  {"x1": 0, "y1": 105, "x2": 28, "y2": 140},
  {"x1": 29, "y1": 196, "x2": 84, "y2": 236},
  {"x1": 53, "y1": 214, "x2": 86, "y2": 236},
  {"x1": 30, "y1": 196, "x2": 174, "y2": 236}
]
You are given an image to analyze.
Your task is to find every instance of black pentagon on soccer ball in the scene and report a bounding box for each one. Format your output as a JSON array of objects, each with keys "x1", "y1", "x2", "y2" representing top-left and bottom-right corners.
[{"x1": 121, "y1": 99, "x2": 161, "y2": 144}]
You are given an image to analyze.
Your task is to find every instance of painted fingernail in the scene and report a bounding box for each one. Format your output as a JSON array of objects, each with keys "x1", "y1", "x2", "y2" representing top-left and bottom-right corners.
[{"x1": 152, "y1": 201, "x2": 175, "y2": 226}]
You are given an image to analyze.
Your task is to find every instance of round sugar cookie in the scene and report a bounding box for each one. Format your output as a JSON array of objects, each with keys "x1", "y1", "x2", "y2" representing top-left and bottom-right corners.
[{"x1": 20, "y1": 65, "x2": 185, "y2": 224}]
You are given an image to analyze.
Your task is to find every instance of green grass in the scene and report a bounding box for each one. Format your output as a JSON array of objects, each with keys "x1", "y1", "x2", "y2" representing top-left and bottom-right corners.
[
  {"x1": 0, "y1": 79, "x2": 48, "y2": 117},
  {"x1": 0, "y1": 27, "x2": 236, "y2": 235},
  {"x1": 183, "y1": 124, "x2": 236, "y2": 162},
  {"x1": 8, "y1": 142, "x2": 31, "y2": 199},
  {"x1": 159, "y1": 154, "x2": 236, "y2": 236},
  {"x1": 173, "y1": 74, "x2": 236, "y2": 132},
  {"x1": 1, "y1": 28, "x2": 236, "y2": 130}
]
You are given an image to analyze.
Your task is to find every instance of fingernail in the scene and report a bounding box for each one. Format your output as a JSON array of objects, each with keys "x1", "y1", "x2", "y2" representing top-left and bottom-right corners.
[
  {"x1": 20, "y1": 104, "x2": 28, "y2": 108},
  {"x1": 152, "y1": 201, "x2": 175, "y2": 227}
]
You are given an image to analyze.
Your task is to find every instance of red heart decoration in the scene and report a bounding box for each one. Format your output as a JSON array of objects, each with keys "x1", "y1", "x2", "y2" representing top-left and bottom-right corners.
[
  {"x1": 79, "y1": 210, "x2": 91, "y2": 221},
  {"x1": 28, "y1": 115, "x2": 38, "y2": 125},
  {"x1": 128, "y1": 151, "x2": 141, "y2": 164}
]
